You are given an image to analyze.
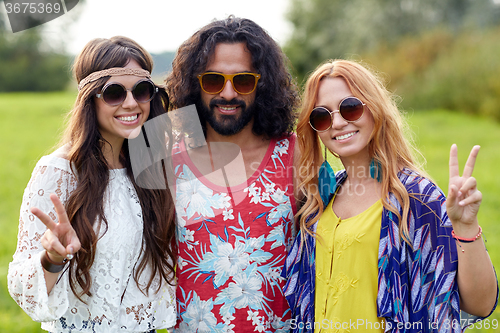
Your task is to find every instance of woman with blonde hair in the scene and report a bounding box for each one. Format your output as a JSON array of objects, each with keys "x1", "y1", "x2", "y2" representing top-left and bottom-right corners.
[
  {"x1": 8, "y1": 36, "x2": 176, "y2": 332},
  {"x1": 283, "y1": 59, "x2": 497, "y2": 332}
]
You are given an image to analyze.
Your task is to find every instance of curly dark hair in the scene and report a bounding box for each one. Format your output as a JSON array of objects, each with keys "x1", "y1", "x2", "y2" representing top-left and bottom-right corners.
[{"x1": 165, "y1": 15, "x2": 299, "y2": 139}]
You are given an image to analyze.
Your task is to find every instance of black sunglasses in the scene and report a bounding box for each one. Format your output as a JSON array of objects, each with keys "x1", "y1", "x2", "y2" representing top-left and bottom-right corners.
[
  {"x1": 96, "y1": 79, "x2": 158, "y2": 106},
  {"x1": 309, "y1": 97, "x2": 365, "y2": 132}
]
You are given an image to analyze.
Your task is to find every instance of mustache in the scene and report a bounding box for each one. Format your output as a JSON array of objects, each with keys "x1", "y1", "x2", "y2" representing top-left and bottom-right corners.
[{"x1": 209, "y1": 98, "x2": 246, "y2": 109}]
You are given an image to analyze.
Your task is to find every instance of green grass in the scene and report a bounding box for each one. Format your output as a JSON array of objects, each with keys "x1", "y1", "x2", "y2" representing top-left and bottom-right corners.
[
  {"x1": 0, "y1": 92, "x2": 75, "y2": 262},
  {"x1": 0, "y1": 93, "x2": 76, "y2": 254},
  {"x1": 0, "y1": 92, "x2": 75, "y2": 332},
  {"x1": 1, "y1": 93, "x2": 499, "y2": 331}
]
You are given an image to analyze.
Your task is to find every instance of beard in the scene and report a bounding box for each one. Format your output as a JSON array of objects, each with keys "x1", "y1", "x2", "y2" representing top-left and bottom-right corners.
[{"x1": 198, "y1": 98, "x2": 256, "y2": 136}]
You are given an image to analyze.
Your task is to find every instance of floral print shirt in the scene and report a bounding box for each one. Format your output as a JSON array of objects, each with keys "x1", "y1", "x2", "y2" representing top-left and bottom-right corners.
[{"x1": 173, "y1": 135, "x2": 297, "y2": 332}]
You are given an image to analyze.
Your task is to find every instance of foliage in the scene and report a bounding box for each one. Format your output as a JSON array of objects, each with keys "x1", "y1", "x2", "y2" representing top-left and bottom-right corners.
[
  {"x1": 0, "y1": 0, "x2": 88, "y2": 92},
  {"x1": 361, "y1": 29, "x2": 454, "y2": 88},
  {"x1": 285, "y1": 0, "x2": 500, "y2": 85},
  {"x1": 0, "y1": 9, "x2": 5, "y2": 32},
  {"x1": 361, "y1": 27, "x2": 500, "y2": 120},
  {"x1": 284, "y1": 0, "x2": 500, "y2": 120},
  {"x1": 0, "y1": 29, "x2": 71, "y2": 91}
]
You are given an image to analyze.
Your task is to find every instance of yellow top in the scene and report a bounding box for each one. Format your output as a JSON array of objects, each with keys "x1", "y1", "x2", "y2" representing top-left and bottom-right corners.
[{"x1": 314, "y1": 197, "x2": 384, "y2": 332}]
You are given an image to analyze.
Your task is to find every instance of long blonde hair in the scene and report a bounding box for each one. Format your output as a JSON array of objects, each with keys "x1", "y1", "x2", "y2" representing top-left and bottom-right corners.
[{"x1": 297, "y1": 59, "x2": 427, "y2": 245}]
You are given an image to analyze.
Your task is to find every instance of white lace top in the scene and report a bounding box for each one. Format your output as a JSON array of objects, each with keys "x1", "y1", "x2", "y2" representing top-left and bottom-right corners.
[{"x1": 7, "y1": 153, "x2": 176, "y2": 332}]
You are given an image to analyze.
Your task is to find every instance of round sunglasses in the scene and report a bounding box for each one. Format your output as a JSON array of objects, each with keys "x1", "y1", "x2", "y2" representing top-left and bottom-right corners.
[
  {"x1": 309, "y1": 97, "x2": 366, "y2": 132},
  {"x1": 96, "y1": 79, "x2": 158, "y2": 106},
  {"x1": 197, "y1": 72, "x2": 261, "y2": 95}
]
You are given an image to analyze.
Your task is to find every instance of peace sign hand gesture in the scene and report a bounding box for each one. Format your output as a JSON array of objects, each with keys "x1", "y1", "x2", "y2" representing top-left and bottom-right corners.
[
  {"x1": 447, "y1": 144, "x2": 482, "y2": 232},
  {"x1": 31, "y1": 193, "x2": 81, "y2": 265}
]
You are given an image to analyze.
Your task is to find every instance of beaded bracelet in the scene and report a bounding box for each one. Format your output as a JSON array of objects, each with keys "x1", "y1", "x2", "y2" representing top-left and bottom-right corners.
[
  {"x1": 41, "y1": 251, "x2": 68, "y2": 273},
  {"x1": 451, "y1": 226, "x2": 482, "y2": 243},
  {"x1": 451, "y1": 226, "x2": 482, "y2": 253}
]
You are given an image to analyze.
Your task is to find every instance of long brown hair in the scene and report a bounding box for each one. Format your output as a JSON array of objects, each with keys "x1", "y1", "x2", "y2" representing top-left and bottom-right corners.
[
  {"x1": 61, "y1": 36, "x2": 176, "y2": 300},
  {"x1": 297, "y1": 59, "x2": 427, "y2": 245}
]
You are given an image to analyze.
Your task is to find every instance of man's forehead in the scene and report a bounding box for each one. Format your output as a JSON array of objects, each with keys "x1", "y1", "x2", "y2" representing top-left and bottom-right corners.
[{"x1": 204, "y1": 42, "x2": 254, "y2": 72}]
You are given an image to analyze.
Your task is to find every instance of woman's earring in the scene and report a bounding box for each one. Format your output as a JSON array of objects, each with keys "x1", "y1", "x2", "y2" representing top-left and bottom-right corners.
[
  {"x1": 319, "y1": 145, "x2": 336, "y2": 206},
  {"x1": 369, "y1": 158, "x2": 382, "y2": 182}
]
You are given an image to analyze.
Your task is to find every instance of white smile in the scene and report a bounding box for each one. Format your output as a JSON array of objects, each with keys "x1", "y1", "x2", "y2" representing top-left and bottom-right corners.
[
  {"x1": 219, "y1": 106, "x2": 238, "y2": 111},
  {"x1": 334, "y1": 131, "x2": 357, "y2": 140},
  {"x1": 117, "y1": 114, "x2": 139, "y2": 122}
]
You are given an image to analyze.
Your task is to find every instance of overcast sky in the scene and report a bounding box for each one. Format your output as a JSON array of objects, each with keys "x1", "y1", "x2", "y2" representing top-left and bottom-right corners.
[{"x1": 17, "y1": 0, "x2": 294, "y2": 55}]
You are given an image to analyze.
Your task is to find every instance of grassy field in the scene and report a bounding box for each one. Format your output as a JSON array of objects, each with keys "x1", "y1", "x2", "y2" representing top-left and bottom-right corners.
[{"x1": 0, "y1": 93, "x2": 499, "y2": 332}]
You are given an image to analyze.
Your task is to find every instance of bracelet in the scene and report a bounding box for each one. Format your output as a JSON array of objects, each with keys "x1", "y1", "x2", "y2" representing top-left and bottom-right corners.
[
  {"x1": 451, "y1": 226, "x2": 482, "y2": 243},
  {"x1": 41, "y1": 251, "x2": 68, "y2": 273}
]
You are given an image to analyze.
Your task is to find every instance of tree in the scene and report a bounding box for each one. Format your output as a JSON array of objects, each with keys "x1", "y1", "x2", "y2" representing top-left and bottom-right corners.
[
  {"x1": 0, "y1": 0, "x2": 87, "y2": 91},
  {"x1": 1, "y1": 3, "x2": 8, "y2": 33},
  {"x1": 0, "y1": 28, "x2": 70, "y2": 91},
  {"x1": 284, "y1": 0, "x2": 500, "y2": 83}
]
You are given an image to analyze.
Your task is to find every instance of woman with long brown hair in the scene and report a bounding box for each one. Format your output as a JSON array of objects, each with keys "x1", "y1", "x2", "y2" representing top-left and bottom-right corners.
[
  {"x1": 283, "y1": 59, "x2": 497, "y2": 332},
  {"x1": 8, "y1": 36, "x2": 176, "y2": 333}
]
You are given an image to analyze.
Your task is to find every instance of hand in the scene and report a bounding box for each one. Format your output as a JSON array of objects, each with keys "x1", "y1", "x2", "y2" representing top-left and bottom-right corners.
[
  {"x1": 447, "y1": 144, "x2": 482, "y2": 234},
  {"x1": 31, "y1": 193, "x2": 81, "y2": 263}
]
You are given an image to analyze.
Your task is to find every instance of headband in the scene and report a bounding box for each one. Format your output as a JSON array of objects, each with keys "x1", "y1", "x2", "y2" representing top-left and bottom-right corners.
[{"x1": 78, "y1": 67, "x2": 152, "y2": 91}]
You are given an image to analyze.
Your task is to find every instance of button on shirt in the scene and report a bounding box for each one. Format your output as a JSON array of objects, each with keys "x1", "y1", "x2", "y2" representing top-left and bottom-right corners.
[{"x1": 315, "y1": 197, "x2": 384, "y2": 332}]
